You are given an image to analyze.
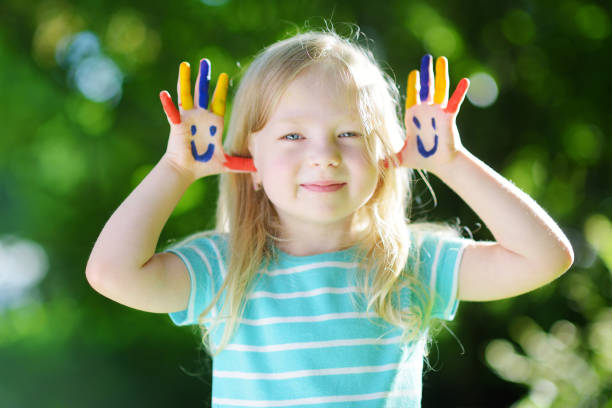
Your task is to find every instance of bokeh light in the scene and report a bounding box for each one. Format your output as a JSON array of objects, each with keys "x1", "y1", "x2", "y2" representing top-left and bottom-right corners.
[
  {"x1": 575, "y1": 4, "x2": 611, "y2": 40},
  {"x1": 56, "y1": 31, "x2": 124, "y2": 103},
  {"x1": 584, "y1": 214, "x2": 612, "y2": 273},
  {"x1": 502, "y1": 9, "x2": 536, "y2": 45},
  {"x1": 562, "y1": 123, "x2": 603, "y2": 165},
  {"x1": 56, "y1": 31, "x2": 100, "y2": 67},
  {"x1": 0, "y1": 236, "x2": 48, "y2": 311},
  {"x1": 73, "y1": 55, "x2": 123, "y2": 103},
  {"x1": 467, "y1": 72, "x2": 499, "y2": 108},
  {"x1": 105, "y1": 9, "x2": 161, "y2": 67},
  {"x1": 423, "y1": 25, "x2": 463, "y2": 58}
]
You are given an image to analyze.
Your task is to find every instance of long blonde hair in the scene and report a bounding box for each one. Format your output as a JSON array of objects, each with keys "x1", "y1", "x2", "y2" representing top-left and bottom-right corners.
[{"x1": 193, "y1": 29, "x2": 462, "y2": 357}]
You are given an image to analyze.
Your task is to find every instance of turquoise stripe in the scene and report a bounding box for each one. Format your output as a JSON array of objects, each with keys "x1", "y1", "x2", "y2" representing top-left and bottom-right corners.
[
  {"x1": 241, "y1": 292, "x2": 368, "y2": 319},
  {"x1": 213, "y1": 342, "x2": 410, "y2": 373},
  {"x1": 209, "y1": 318, "x2": 403, "y2": 348},
  {"x1": 212, "y1": 369, "x2": 414, "y2": 402},
  {"x1": 271, "y1": 245, "x2": 360, "y2": 268},
  {"x1": 258, "y1": 264, "x2": 358, "y2": 290}
]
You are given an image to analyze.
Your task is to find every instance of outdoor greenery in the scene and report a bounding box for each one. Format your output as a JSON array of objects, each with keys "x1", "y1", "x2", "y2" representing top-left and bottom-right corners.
[{"x1": 1, "y1": 0, "x2": 611, "y2": 406}]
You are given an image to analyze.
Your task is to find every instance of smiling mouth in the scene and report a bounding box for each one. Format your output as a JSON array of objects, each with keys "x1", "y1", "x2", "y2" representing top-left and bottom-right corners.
[
  {"x1": 191, "y1": 141, "x2": 215, "y2": 162},
  {"x1": 300, "y1": 183, "x2": 346, "y2": 192}
]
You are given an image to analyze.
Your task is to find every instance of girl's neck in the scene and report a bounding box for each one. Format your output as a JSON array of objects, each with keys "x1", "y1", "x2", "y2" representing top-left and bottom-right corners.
[{"x1": 274, "y1": 215, "x2": 362, "y2": 257}]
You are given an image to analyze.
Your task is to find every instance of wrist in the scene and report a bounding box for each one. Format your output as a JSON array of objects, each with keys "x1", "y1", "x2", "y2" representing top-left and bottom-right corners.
[
  {"x1": 429, "y1": 148, "x2": 473, "y2": 179},
  {"x1": 159, "y1": 154, "x2": 198, "y2": 185}
]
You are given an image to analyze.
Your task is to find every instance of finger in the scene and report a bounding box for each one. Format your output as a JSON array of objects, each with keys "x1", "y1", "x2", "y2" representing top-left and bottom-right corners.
[
  {"x1": 419, "y1": 54, "x2": 433, "y2": 104},
  {"x1": 159, "y1": 91, "x2": 181, "y2": 124},
  {"x1": 178, "y1": 62, "x2": 193, "y2": 110},
  {"x1": 223, "y1": 154, "x2": 257, "y2": 172},
  {"x1": 433, "y1": 56, "x2": 449, "y2": 106},
  {"x1": 195, "y1": 58, "x2": 211, "y2": 109},
  {"x1": 211, "y1": 73, "x2": 229, "y2": 116},
  {"x1": 406, "y1": 69, "x2": 420, "y2": 109},
  {"x1": 445, "y1": 78, "x2": 470, "y2": 114}
]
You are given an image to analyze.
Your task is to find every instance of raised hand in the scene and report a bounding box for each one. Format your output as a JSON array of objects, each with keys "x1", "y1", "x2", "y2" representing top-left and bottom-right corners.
[
  {"x1": 159, "y1": 58, "x2": 255, "y2": 181},
  {"x1": 397, "y1": 55, "x2": 470, "y2": 173}
]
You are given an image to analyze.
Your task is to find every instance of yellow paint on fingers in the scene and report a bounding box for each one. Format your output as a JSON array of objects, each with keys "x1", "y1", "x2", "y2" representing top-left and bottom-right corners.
[
  {"x1": 179, "y1": 62, "x2": 193, "y2": 110},
  {"x1": 211, "y1": 73, "x2": 229, "y2": 116},
  {"x1": 406, "y1": 70, "x2": 419, "y2": 109}
]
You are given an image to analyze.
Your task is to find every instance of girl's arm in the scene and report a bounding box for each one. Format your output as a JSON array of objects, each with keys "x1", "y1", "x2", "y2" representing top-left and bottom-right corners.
[
  {"x1": 86, "y1": 59, "x2": 254, "y2": 313},
  {"x1": 399, "y1": 55, "x2": 573, "y2": 302},
  {"x1": 86, "y1": 157, "x2": 195, "y2": 313},
  {"x1": 434, "y1": 150, "x2": 573, "y2": 301}
]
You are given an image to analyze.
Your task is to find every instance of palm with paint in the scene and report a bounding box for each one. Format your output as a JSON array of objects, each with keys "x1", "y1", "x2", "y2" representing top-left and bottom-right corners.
[
  {"x1": 159, "y1": 59, "x2": 254, "y2": 181},
  {"x1": 398, "y1": 55, "x2": 470, "y2": 173}
]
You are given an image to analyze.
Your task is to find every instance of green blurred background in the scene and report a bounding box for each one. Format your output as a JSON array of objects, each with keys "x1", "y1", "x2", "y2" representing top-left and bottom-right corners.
[{"x1": 1, "y1": 0, "x2": 611, "y2": 406}]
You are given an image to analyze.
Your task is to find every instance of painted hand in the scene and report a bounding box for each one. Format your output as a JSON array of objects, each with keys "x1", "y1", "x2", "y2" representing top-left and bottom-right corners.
[
  {"x1": 396, "y1": 55, "x2": 469, "y2": 173},
  {"x1": 159, "y1": 58, "x2": 255, "y2": 180}
]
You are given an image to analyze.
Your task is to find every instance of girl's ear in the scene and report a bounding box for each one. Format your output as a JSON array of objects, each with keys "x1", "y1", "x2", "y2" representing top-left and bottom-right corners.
[{"x1": 250, "y1": 172, "x2": 262, "y2": 191}]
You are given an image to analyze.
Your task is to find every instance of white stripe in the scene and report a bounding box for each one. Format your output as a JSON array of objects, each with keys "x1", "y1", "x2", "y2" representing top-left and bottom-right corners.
[
  {"x1": 429, "y1": 240, "x2": 442, "y2": 300},
  {"x1": 171, "y1": 250, "x2": 197, "y2": 324},
  {"x1": 214, "y1": 362, "x2": 401, "y2": 380},
  {"x1": 206, "y1": 238, "x2": 227, "y2": 279},
  {"x1": 248, "y1": 286, "x2": 358, "y2": 300},
  {"x1": 266, "y1": 261, "x2": 358, "y2": 276},
  {"x1": 212, "y1": 390, "x2": 419, "y2": 407},
  {"x1": 239, "y1": 312, "x2": 378, "y2": 326},
  {"x1": 444, "y1": 241, "x2": 468, "y2": 317},
  {"x1": 186, "y1": 244, "x2": 217, "y2": 318},
  {"x1": 225, "y1": 335, "x2": 403, "y2": 352}
]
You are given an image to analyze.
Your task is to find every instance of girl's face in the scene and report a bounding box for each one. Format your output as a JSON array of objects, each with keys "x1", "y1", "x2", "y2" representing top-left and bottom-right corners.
[{"x1": 248, "y1": 65, "x2": 379, "y2": 235}]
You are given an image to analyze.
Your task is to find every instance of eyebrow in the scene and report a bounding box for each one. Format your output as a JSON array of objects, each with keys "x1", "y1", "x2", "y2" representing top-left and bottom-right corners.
[{"x1": 271, "y1": 115, "x2": 362, "y2": 126}]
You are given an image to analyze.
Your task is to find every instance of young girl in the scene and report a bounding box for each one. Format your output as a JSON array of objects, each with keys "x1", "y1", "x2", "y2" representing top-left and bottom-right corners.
[{"x1": 86, "y1": 30, "x2": 574, "y2": 407}]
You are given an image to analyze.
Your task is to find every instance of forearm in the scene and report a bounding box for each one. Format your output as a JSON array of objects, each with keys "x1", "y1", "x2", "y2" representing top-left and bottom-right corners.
[
  {"x1": 87, "y1": 155, "x2": 194, "y2": 273},
  {"x1": 433, "y1": 149, "x2": 574, "y2": 270}
]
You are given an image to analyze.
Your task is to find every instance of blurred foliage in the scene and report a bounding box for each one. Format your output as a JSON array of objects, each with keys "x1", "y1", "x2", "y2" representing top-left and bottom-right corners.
[{"x1": 1, "y1": 0, "x2": 611, "y2": 406}]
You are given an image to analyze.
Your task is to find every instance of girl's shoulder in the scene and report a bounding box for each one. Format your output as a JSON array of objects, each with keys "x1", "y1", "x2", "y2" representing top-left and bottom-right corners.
[
  {"x1": 406, "y1": 220, "x2": 473, "y2": 251},
  {"x1": 164, "y1": 230, "x2": 229, "y2": 254},
  {"x1": 407, "y1": 220, "x2": 463, "y2": 237}
]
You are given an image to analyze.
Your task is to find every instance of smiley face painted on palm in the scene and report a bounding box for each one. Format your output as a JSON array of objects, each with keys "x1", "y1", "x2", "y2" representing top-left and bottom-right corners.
[
  {"x1": 190, "y1": 123, "x2": 216, "y2": 162},
  {"x1": 399, "y1": 54, "x2": 469, "y2": 168},
  {"x1": 413, "y1": 115, "x2": 438, "y2": 157},
  {"x1": 189, "y1": 60, "x2": 216, "y2": 163}
]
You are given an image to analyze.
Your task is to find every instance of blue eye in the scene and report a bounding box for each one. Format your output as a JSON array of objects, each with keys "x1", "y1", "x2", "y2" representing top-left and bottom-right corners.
[
  {"x1": 339, "y1": 131, "x2": 360, "y2": 138},
  {"x1": 282, "y1": 133, "x2": 302, "y2": 140}
]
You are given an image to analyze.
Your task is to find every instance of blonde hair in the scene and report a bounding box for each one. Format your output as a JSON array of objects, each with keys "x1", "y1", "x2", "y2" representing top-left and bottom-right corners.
[{"x1": 190, "y1": 29, "x2": 462, "y2": 357}]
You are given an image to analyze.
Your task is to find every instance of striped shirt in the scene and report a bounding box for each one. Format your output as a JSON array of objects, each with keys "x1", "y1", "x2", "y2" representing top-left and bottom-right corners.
[{"x1": 166, "y1": 229, "x2": 470, "y2": 407}]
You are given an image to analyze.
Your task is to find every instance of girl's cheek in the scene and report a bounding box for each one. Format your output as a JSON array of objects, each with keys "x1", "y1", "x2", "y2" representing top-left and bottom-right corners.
[{"x1": 270, "y1": 151, "x2": 300, "y2": 169}]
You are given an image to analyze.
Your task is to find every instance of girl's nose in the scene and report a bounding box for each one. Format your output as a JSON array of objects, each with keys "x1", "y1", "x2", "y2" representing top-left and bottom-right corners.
[{"x1": 309, "y1": 143, "x2": 341, "y2": 167}]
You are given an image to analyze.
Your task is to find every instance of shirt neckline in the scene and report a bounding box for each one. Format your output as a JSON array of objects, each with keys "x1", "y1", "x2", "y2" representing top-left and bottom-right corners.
[{"x1": 274, "y1": 243, "x2": 359, "y2": 263}]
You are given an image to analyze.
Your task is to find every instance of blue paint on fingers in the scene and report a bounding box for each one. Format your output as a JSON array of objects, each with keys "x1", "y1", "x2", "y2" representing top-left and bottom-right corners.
[
  {"x1": 412, "y1": 116, "x2": 421, "y2": 129},
  {"x1": 191, "y1": 125, "x2": 197, "y2": 136},
  {"x1": 431, "y1": 118, "x2": 436, "y2": 130},
  {"x1": 198, "y1": 59, "x2": 211, "y2": 109},
  {"x1": 419, "y1": 55, "x2": 432, "y2": 102},
  {"x1": 210, "y1": 125, "x2": 217, "y2": 136},
  {"x1": 416, "y1": 134, "x2": 438, "y2": 158}
]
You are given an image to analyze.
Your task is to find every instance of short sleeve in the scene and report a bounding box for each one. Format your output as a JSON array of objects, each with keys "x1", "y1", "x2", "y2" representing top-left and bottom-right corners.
[
  {"x1": 163, "y1": 234, "x2": 228, "y2": 326},
  {"x1": 408, "y1": 230, "x2": 471, "y2": 321}
]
